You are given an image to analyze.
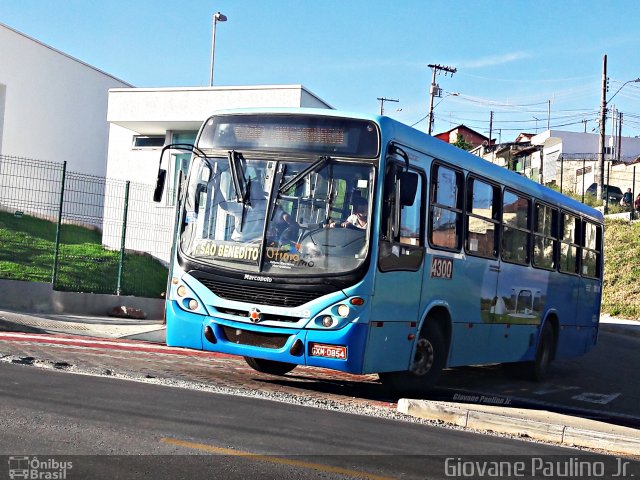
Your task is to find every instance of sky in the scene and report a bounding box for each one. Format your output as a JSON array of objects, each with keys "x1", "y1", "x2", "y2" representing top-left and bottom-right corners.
[{"x1": 3, "y1": 0, "x2": 640, "y2": 141}]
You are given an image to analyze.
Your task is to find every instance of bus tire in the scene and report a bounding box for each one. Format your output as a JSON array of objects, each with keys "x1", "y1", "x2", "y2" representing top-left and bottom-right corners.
[
  {"x1": 243, "y1": 356, "x2": 297, "y2": 376},
  {"x1": 378, "y1": 320, "x2": 447, "y2": 395},
  {"x1": 504, "y1": 321, "x2": 555, "y2": 381},
  {"x1": 528, "y1": 321, "x2": 555, "y2": 381}
]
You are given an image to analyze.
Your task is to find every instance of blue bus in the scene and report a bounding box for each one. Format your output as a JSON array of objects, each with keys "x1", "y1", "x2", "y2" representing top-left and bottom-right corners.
[{"x1": 153, "y1": 108, "x2": 604, "y2": 393}]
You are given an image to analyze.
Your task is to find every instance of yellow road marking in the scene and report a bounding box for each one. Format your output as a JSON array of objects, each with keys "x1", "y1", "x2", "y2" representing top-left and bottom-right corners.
[{"x1": 161, "y1": 437, "x2": 396, "y2": 480}]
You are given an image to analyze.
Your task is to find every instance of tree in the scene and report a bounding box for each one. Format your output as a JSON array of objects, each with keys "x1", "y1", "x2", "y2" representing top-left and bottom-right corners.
[{"x1": 453, "y1": 133, "x2": 473, "y2": 151}]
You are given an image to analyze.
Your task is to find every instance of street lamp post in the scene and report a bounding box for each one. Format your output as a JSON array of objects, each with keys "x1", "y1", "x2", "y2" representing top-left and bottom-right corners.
[{"x1": 209, "y1": 11, "x2": 227, "y2": 87}]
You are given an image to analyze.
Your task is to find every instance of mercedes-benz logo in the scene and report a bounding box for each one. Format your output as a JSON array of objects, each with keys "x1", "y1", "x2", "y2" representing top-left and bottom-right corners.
[{"x1": 248, "y1": 307, "x2": 263, "y2": 323}]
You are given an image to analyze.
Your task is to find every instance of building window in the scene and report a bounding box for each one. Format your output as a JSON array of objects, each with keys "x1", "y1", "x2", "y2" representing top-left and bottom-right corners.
[{"x1": 132, "y1": 135, "x2": 165, "y2": 148}]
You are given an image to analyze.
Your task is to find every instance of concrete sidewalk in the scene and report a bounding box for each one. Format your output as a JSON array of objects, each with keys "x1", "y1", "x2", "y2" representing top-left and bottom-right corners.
[
  {"x1": 0, "y1": 309, "x2": 165, "y2": 342},
  {"x1": 398, "y1": 399, "x2": 640, "y2": 456}
]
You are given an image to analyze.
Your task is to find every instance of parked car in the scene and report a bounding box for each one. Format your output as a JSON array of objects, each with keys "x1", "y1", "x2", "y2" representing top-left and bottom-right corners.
[{"x1": 585, "y1": 183, "x2": 623, "y2": 203}]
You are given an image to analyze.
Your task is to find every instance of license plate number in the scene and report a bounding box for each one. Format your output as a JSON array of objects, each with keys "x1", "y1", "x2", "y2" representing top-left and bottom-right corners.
[{"x1": 310, "y1": 343, "x2": 347, "y2": 360}]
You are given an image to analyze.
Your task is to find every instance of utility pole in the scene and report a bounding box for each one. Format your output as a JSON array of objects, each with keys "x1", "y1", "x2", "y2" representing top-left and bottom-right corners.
[
  {"x1": 488, "y1": 111, "x2": 494, "y2": 148},
  {"x1": 377, "y1": 97, "x2": 399, "y2": 116},
  {"x1": 618, "y1": 111, "x2": 623, "y2": 161},
  {"x1": 598, "y1": 54, "x2": 607, "y2": 200},
  {"x1": 581, "y1": 119, "x2": 588, "y2": 133},
  {"x1": 427, "y1": 64, "x2": 457, "y2": 135},
  {"x1": 547, "y1": 100, "x2": 551, "y2": 131}
]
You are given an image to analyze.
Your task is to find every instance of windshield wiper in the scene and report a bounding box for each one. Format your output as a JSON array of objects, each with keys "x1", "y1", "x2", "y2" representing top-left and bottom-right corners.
[
  {"x1": 278, "y1": 155, "x2": 331, "y2": 195},
  {"x1": 227, "y1": 150, "x2": 251, "y2": 205},
  {"x1": 227, "y1": 150, "x2": 252, "y2": 233}
]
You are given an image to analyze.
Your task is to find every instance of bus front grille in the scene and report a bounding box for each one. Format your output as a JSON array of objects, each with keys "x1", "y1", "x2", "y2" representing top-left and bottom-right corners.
[
  {"x1": 198, "y1": 279, "x2": 319, "y2": 307},
  {"x1": 220, "y1": 326, "x2": 290, "y2": 349}
]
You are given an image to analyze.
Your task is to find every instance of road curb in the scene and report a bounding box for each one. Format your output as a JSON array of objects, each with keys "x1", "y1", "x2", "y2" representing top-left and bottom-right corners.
[{"x1": 398, "y1": 399, "x2": 640, "y2": 456}]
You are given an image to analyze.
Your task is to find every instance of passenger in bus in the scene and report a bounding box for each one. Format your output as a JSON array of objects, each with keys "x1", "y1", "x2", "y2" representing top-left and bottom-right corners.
[{"x1": 328, "y1": 197, "x2": 368, "y2": 229}]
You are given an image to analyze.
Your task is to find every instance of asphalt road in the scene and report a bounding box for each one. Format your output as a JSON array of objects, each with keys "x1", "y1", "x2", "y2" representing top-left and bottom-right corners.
[{"x1": 3, "y1": 362, "x2": 632, "y2": 480}]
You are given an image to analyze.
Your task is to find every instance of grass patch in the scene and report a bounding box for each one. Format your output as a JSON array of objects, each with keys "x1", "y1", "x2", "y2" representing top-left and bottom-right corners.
[
  {"x1": 0, "y1": 211, "x2": 167, "y2": 298},
  {"x1": 602, "y1": 219, "x2": 640, "y2": 319}
]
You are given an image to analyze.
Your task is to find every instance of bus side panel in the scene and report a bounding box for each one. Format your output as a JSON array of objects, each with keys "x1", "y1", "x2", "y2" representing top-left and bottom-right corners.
[
  {"x1": 166, "y1": 300, "x2": 204, "y2": 350},
  {"x1": 368, "y1": 268, "x2": 423, "y2": 373},
  {"x1": 430, "y1": 255, "x2": 495, "y2": 367},
  {"x1": 362, "y1": 321, "x2": 416, "y2": 373}
]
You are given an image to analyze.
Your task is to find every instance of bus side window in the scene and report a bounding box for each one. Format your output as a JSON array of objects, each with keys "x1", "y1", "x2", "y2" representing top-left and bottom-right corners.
[
  {"x1": 501, "y1": 191, "x2": 531, "y2": 265},
  {"x1": 581, "y1": 220, "x2": 602, "y2": 278},
  {"x1": 429, "y1": 164, "x2": 463, "y2": 251},
  {"x1": 379, "y1": 163, "x2": 425, "y2": 272},
  {"x1": 465, "y1": 176, "x2": 499, "y2": 258},
  {"x1": 559, "y1": 213, "x2": 580, "y2": 274},
  {"x1": 532, "y1": 203, "x2": 558, "y2": 270}
]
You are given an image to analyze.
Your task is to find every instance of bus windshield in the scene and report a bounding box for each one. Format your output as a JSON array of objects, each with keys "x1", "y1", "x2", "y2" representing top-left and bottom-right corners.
[{"x1": 179, "y1": 155, "x2": 374, "y2": 276}]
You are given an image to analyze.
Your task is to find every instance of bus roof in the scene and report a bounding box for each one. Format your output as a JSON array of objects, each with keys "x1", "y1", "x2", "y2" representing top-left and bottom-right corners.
[{"x1": 204, "y1": 107, "x2": 604, "y2": 224}]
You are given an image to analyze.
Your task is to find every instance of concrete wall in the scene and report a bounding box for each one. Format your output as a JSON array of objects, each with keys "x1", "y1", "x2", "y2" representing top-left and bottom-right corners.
[
  {"x1": 0, "y1": 279, "x2": 164, "y2": 318},
  {"x1": 0, "y1": 23, "x2": 131, "y2": 176}
]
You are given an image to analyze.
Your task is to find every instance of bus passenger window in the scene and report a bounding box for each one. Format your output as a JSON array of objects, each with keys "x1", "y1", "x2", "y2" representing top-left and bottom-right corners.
[
  {"x1": 501, "y1": 191, "x2": 531, "y2": 265},
  {"x1": 559, "y1": 213, "x2": 579, "y2": 274},
  {"x1": 533, "y1": 203, "x2": 557, "y2": 270},
  {"x1": 429, "y1": 164, "x2": 462, "y2": 250},
  {"x1": 465, "y1": 177, "x2": 499, "y2": 258},
  {"x1": 399, "y1": 174, "x2": 423, "y2": 245},
  {"x1": 581, "y1": 220, "x2": 602, "y2": 278}
]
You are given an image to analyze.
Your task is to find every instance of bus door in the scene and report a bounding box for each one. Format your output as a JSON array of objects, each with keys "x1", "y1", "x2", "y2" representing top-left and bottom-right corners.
[
  {"x1": 574, "y1": 219, "x2": 602, "y2": 353},
  {"x1": 491, "y1": 191, "x2": 539, "y2": 363},
  {"x1": 365, "y1": 160, "x2": 425, "y2": 373}
]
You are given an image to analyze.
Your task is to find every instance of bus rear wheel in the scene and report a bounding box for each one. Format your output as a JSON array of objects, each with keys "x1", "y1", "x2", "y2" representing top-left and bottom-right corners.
[
  {"x1": 379, "y1": 321, "x2": 446, "y2": 395},
  {"x1": 244, "y1": 357, "x2": 297, "y2": 376},
  {"x1": 503, "y1": 321, "x2": 555, "y2": 381},
  {"x1": 527, "y1": 321, "x2": 555, "y2": 381}
]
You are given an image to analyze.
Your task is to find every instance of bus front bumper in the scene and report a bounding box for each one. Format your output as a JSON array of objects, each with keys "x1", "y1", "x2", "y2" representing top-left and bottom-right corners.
[{"x1": 165, "y1": 302, "x2": 369, "y2": 374}]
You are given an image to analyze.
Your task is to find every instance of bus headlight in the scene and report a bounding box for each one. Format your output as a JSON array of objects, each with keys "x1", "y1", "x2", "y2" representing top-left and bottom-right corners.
[
  {"x1": 321, "y1": 316, "x2": 335, "y2": 328},
  {"x1": 177, "y1": 285, "x2": 187, "y2": 297},
  {"x1": 337, "y1": 304, "x2": 350, "y2": 318}
]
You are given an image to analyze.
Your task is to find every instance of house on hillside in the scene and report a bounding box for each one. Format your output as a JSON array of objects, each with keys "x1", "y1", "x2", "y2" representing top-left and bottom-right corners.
[
  {"x1": 474, "y1": 129, "x2": 640, "y2": 195},
  {"x1": 434, "y1": 125, "x2": 491, "y2": 150}
]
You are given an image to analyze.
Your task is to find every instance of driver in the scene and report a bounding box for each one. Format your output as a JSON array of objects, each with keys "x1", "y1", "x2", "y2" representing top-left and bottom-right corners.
[{"x1": 329, "y1": 197, "x2": 368, "y2": 229}]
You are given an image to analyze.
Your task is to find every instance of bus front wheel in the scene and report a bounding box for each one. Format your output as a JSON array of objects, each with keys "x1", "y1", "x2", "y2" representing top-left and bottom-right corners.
[
  {"x1": 244, "y1": 357, "x2": 297, "y2": 376},
  {"x1": 379, "y1": 321, "x2": 447, "y2": 395}
]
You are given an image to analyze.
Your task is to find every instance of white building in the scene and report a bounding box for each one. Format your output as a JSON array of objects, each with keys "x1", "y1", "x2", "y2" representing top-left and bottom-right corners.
[{"x1": 0, "y1": 22, "x2": 131, "y2": 174}]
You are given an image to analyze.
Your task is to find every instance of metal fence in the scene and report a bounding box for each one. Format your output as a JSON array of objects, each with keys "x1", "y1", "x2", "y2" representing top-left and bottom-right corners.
[{"x1": 0, "y1": 155, "x2": 171, "y2": 298}]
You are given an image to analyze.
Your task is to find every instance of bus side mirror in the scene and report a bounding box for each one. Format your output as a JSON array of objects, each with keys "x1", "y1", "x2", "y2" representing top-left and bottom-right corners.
[
  {"x1": 399, "y1": 171, "x2": 418, "y2": 206},
  {"x1": 153, "y1": 169, "x2": 167, "y2": 203}
]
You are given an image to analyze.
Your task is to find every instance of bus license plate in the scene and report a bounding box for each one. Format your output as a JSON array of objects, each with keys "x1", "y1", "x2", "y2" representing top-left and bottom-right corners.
[{"x1": 310, "y1": 343, "x2": 347, "y2": 360}]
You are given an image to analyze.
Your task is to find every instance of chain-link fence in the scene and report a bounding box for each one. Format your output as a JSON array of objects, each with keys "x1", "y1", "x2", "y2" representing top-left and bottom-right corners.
[{"x1": 0, "y1": 155, "x2": 171, "y2": 298}]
